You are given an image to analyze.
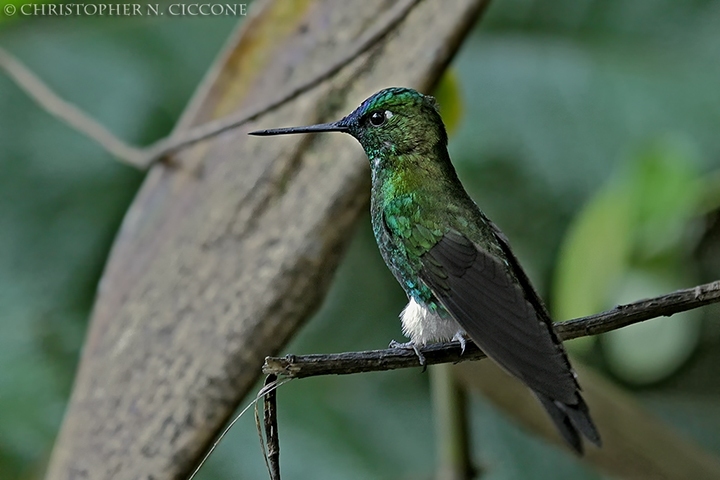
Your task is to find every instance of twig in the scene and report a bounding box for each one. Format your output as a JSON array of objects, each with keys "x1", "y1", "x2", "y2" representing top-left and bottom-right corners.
[
  {"x1": 263, "y1": 280, "x2": 720, "y2": 378},
  {"x1": 0, "y1": 0, "x2": 421, "y2": 169},
  {"x1": 255, "y1": 375, "x2": 281, "y2": 480},
  {"x1": 188, "y1": 377, "x2": 292, "y2": 480},
  {"x1": 554, "y1": 280, "x2": 720, "y2": 340},
  {"x1": 255, "y1": 386, "x2": 271, "y2": 479},
  {"x1": 0, "y1": 46, "x2": 147, "y2": 168},
  {"x1": 143, "y1": 0, "x2": 421, "y2": 164},
  {"x1": 264, "y1": 375, "x2": 281, "y2": 480}
]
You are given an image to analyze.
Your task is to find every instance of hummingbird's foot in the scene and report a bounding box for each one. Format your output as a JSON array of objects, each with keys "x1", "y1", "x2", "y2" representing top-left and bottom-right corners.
[
  {"x1": 452, "y1": 332, "x2": 467, "y2": 355},
  {"x1": 389, "y1": 340, "x2": 426, "y2": 367}
]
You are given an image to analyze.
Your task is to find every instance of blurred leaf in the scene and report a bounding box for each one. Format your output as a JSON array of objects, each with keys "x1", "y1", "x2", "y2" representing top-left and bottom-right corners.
[
  {"x1": 699, "y1": 170, "x2": 720, "y2": 215},
  {"x1": 603, "y1": 270, "x2": 702, "y2": 385},
  {"x1": 433, "y1": 68, "x2": 463, "y2": 137},
  {"x1": 552, "y1": 183, "x2": 633, "y2": 353},
  {"x1": 552, "y1": 182, "x2": 634, "y2": 319},
  {"x1": 629, "y1": 137, "x2": 701, "y2": 259},
  {"x1": 552, "y1": 137, "x2": 703, "y2": 369}
]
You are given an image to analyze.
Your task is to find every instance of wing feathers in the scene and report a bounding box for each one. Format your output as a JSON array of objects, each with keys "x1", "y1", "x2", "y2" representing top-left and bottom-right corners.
[
  {"x1": 419, "y1": 232, "x2": 578, "y2": 404},
  {"x1": 419, "y1": 230, "x2": 601, "y2": 451}
]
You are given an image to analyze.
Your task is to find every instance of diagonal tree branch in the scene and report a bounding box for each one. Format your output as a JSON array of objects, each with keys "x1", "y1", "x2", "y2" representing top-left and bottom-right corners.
[
  {"x1": 0, "y1": 0, "x2": 420, "y2": 170},
  {"x1": 0, "y1": 46, "x2": 148, "y2": 168},
  {"x1": 263, "y1": 280, "x2": 720, "y2": 378},
  {"x1": 143, "y1": 0, "x2": 420, "y2": 162}
]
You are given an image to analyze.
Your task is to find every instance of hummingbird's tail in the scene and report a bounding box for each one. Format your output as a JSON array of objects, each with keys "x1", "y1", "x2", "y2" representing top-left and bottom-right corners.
[{"x1": 535, "y1": 393, "x2": 602, "y2": 455}]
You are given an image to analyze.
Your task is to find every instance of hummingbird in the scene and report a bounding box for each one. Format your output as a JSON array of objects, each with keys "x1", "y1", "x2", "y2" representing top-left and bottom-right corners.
[{"x1": 250, "y1": 87, "x2": 601, "y2": 454}]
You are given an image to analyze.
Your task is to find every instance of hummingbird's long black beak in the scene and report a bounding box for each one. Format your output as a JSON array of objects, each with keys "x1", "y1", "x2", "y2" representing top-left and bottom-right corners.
[{"x1": 249, "y1": 121, "x2": 348, "y2": 136}]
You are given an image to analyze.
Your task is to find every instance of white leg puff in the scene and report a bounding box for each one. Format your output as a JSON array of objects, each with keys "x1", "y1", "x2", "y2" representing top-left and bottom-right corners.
[{"x1": 400, "y1": 298, "x2": 464, "y2": 346}]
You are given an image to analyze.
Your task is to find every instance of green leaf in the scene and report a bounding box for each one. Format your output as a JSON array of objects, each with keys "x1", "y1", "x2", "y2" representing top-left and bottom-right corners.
[
  {"x1": 629, "y1": 137, "x2": 701, "y2": 260},
  {"x1": 603, "y1": 270, "x2": 702, "y2": 385},
  {"x1": 552, "y1": 183, "x2": 633, "y2": 353},
  {"x1": 552, "y1": 136, "x2": 703, "y2": 360},
  {"x1": 433, "y1": 69, "x2": 464, "y2": 137}
]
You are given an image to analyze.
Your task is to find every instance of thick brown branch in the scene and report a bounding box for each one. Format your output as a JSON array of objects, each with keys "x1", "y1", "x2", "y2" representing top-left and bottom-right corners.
[{"x1": 263, "y1": 280, "x2": 720, "y2": 378}]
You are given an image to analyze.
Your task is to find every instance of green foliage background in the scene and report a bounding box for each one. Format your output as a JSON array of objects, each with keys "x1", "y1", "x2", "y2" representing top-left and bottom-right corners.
[{"x1": 1, "y1": 0, "x2": 720, "y2": 478}]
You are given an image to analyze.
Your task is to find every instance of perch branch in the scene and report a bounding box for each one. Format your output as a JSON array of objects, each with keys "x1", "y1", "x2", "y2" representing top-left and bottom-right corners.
[{"x1": 263, "y1": 280, "x2": 720, "y2": 378}]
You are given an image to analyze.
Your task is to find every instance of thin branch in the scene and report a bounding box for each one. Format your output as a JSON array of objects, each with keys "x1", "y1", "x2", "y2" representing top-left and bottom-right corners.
[
  {"x1": 263, "y1": 375, "x2": 281, "y2": 480},
  {"x1": 263, "y1": 280, "x2": 720, "y2": 378},
  {"x1": 554, "y1": 280, "x2": 720, "y2": 339},
  {"x1": 0, "y1": 0, "x2": 420, "y2": 169},
  {"x1": 255, "y1": 375, "x2": 281, "y2": 480},
  {"x1": 0, "y1": 46, "x2": 147, "y2": 168},
  {"x1": 188, "y1": 377, "x2": 293, "y2": 480},
  {"x1": 142, "y1": 0, "x2": 420, "y2": 163}
]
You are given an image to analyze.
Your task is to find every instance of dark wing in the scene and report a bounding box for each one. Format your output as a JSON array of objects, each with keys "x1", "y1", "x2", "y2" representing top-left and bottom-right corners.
[
  {"x1": 419, "y1": 230, "x2": 601, "y2": 452},
  {"x1": 419, "y1": 230, "x2": 578, "y2": 403}
]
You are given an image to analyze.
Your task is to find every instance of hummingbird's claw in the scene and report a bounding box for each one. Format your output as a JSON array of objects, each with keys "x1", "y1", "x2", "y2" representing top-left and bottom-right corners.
[
  {"x1": 452, "y1": 332, "x2": 467, "y2": 355},
  {"x1": 389, "y1": 340, "x2": 426, "y2": 369}
]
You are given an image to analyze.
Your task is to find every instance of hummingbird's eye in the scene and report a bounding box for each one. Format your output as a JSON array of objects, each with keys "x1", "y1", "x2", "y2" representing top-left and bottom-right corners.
[{"x1": 369, "y1": 111, "x2": 386, "y2": 127}]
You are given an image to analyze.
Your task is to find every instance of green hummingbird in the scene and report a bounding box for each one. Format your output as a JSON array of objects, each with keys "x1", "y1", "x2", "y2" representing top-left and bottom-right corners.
[{"x1": 250, "y1": 87, "x2": 601, "y2": 454}]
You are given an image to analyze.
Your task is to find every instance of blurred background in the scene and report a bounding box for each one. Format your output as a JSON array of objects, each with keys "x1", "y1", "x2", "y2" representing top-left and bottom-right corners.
[{"x1": 1, "y1": 0, "x2": 720, "y2": 478}]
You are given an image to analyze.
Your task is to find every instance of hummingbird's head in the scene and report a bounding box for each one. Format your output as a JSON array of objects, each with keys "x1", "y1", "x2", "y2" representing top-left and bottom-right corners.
[
  {"x1": 249, "y1": 87, "x2": 448, "y2": 166},
  {"x1": 340, "y1": 87, "x2": 448, "y2": 160}
]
